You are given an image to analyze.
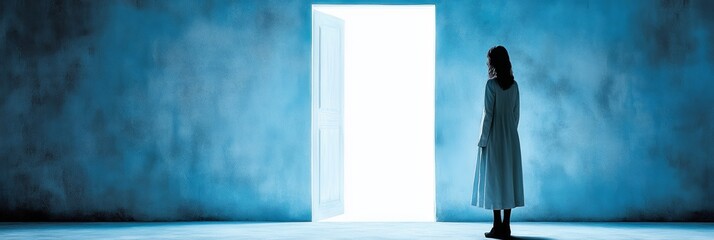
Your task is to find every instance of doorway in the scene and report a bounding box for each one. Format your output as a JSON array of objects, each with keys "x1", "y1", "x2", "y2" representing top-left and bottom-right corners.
[{"x1": 312, "y1": 5, "x2": 435, "y2": 222}]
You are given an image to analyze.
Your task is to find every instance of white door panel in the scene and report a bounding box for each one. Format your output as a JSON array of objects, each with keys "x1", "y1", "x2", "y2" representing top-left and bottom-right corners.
[{"x1": 311, "y1": 10, "x2": 344, "y2": 221}]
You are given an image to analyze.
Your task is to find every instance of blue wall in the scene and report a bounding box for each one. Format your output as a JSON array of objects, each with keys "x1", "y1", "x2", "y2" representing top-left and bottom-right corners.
[
  {"x1": 1, "y1": 0, "x2": 713, "y2": 222},
  {"x1": 0, "y1": 0, "x2": 312, "y2": 221},
  {"x1": 435, "y1": 0, "x2": 714, "y2": 221}
]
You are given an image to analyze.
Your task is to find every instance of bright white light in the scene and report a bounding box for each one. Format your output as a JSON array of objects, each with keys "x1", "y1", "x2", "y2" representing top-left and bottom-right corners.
[{"x1": 314, "y1": 5, "x2": 435, "y2": 222}]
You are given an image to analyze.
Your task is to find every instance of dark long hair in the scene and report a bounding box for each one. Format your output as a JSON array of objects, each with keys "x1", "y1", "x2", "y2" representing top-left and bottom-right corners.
[{"x1": 487, "y1": 45, "x2": 515, "y2": 90}]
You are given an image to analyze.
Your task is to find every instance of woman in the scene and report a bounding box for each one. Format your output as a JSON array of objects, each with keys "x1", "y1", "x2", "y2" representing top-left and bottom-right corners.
[{"x1": 472, "y1": 45, "x2": 524, "y2": 238}]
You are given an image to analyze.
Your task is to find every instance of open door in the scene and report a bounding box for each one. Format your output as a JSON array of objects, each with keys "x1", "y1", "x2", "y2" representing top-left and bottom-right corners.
[{"x1": 311, "y1": 10, "x2": 344, "y2": 221}]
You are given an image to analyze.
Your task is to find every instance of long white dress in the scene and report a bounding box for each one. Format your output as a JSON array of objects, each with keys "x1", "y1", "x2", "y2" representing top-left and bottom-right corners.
[{"x1": 472, "y1": 78, "x2": 524, "y2": 210}]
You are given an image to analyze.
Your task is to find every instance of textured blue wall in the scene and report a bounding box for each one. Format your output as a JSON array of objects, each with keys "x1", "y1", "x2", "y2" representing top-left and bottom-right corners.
[
  {"x1": 0, "y1": 0, "x2": 312, "y2": 221},
  {"x1": 2, "y1": 0, "x2": 713, "y2": 222},
  {"x1": 435, "y1": 0, "x2": 714, "y2": 221}
]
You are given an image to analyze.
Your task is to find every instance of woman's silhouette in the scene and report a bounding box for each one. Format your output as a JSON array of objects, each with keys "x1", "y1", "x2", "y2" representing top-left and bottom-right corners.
[{"x1": 472, "y1": 46, "x2": 524, "y2": 239}]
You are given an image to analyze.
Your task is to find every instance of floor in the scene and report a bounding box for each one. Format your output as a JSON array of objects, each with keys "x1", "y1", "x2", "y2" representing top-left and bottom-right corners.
[{"x1": 0, "y1": 222, "x2": 712, "y2": 239}]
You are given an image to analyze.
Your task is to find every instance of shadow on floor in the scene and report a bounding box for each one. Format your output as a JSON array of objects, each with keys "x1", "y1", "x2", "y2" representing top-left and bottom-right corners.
[{"x1": 507, "y1": 236, "x2": 555, "y2": 240}]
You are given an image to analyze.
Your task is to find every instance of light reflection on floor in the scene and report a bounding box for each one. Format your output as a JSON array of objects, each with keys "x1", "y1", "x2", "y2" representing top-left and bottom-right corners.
[{"x1": 0, "y1": 222, "x2": 712, "y2": 239}]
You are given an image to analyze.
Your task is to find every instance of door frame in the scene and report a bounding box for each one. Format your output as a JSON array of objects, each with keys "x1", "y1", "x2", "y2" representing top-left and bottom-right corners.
[{"x1": 310, "y1": 1, "x2": 436, "y2": 221}]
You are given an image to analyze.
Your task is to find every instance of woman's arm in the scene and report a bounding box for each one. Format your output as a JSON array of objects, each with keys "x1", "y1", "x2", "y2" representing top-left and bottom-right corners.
[
  {"x1": 478, "y1": 81, "x2": 495, "y2": 147},
  {"x1": 514, "y1": 83, "x2": 520, "y2": 128}
]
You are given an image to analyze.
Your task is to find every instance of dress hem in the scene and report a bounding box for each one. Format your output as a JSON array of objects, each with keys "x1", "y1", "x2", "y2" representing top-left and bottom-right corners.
[{"x1": 471, "y1": 203, "x2": 524, "y2": 210}]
